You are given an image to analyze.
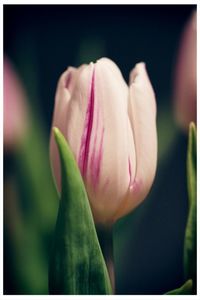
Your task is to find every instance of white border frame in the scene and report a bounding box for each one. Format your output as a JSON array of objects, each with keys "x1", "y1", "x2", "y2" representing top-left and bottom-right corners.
[{"x1": 1, "y1": 1, "x2": 199, "y2": 299}]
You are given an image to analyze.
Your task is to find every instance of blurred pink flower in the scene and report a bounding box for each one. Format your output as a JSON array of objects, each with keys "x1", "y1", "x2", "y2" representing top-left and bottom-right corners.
[
  {"x1": 174, "y1": 11, "x2": 196, "y2": 132},
  {"x1": 4, "y1": 57, "x2": 28, "y2": 151},
  {"x1": 50, "y1": 58, "x2": 157, "y2": 224}
]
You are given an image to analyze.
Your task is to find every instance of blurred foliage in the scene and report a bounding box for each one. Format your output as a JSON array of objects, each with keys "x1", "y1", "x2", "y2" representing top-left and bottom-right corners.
[
  {"x1": 4, "y1": 4, "x2": 196, "y2": 295},
  {"x1": 4, "y1": 110, "x2": 58, "y2": 294},
  {"x1": 165, "y1": 279, "x2": 193, "y2": 295},
  {"x1": 184, "y1": 123, "x2": 197, "y2": 293}
]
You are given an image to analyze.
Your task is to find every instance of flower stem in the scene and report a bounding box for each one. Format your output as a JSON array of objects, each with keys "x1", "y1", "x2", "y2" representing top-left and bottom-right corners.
[{"x1": 96, "y1": 225, "x2": 115, "y2": 293}]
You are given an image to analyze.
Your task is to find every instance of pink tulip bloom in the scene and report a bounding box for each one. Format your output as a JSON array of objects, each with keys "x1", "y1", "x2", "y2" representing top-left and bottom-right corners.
[
  {"x1": 174, "y1": 11, "x2": 197, "y2": 132},
  {"x1": 50, "y1": 58, "x2": 157, "y2": 224},
  {"x1": 4, "y1": 57, "x2": 28, "y2": 151}
]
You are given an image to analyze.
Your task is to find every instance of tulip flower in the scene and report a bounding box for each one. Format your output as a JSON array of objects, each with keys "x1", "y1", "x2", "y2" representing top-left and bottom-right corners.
[
  {"x1": 4, "y1": 56, "x2": 28, "y2": 151},
  {"x1": 50, "y1": 58, "x2": 157, "y2": 224},
  {"x1": 174, "y1": 11, "x2": 196, "y2": 132}
]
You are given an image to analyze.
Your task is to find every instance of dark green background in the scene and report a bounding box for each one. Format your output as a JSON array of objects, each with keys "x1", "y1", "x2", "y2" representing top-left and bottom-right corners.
[{"x1": 4, "y1": 4, "x2": 196, "y2": 295}]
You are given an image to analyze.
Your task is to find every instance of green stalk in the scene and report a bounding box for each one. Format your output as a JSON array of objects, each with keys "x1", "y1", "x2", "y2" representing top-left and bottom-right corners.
[{"x1": 96, "y1": 225, "x2": 115, "y2": 293}]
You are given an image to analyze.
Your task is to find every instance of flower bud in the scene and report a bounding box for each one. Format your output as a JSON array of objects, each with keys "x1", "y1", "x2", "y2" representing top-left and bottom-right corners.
[
  {"x1": 4, "y1": 56, "x2": 28, "y2": 151},
  {"x1": 50, "y1": 58, "x2": 157, "y2": 224},
  {"x1": 174, "y1": 11, "x2": 197, "y2": 132}
]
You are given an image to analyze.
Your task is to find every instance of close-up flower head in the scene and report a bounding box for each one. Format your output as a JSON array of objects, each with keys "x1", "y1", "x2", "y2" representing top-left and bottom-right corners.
[{"x1": 50, "y1": 58, "x2": 157, "y2": 224}]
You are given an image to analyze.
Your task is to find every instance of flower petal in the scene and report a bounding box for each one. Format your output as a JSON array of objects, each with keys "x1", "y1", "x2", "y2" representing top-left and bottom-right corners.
[
  {"x1": 114, "y1": 63, "x2": 157, "y2": 219},
  {"x1": 96, "y1": 57, "x2": 126, "y2": 86},
  {"x1": 174, "y1": 11, "x2": 196, "y2": 131},
  {"x1": 4, "y1": 57, "x2": 28, "y2": 150},
  {"x1": 85, "y1": 59, "x2": 136, "y2": 223},
  {"x1": 65, "y1": 62, "x2": 94, "y2": 167},
  {"x1": 50, "y1": 68, "x2": 73, "y2": 191}
]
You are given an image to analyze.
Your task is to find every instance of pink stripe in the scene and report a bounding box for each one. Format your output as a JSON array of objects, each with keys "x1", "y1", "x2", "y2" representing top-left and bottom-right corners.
[
  {"x1": 78, "y1": 67, "x2": 95, "y2": 178},
  {"x1": 90, "y1": 125, "x2": 104, "y2": 188},
  {"x1": 130, "y1": 178, "x2": 142, "y2": 194},
  {"x1": 65, "y1": 71, "x2": 71, "y2": 88},
  {"x1": 90, "y1": 106, "x2": 99, "y2": 183}
]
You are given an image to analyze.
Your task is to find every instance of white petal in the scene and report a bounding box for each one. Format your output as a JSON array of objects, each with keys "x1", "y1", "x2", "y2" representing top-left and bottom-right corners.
[
  {"x1": 65, "y1": 63, "x2": 94, "y2": 168},
  {"x1": 114, "y1": 63, "x2": 157, "y2": 220},
  {"x1": 50, "y1": 68, "x2": 73, "y2": 192}
]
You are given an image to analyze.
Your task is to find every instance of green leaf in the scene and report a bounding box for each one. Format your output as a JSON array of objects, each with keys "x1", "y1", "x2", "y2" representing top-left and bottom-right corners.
[
  {"x1": 165, "y1": 279, "x2": 193, "y2": 295},
  {"x1": 184, "y1": 123, "x2": 197, "y2": 288},
  {"x1": 9, "y1": 114, "x2": 58, "y2": 294},
  {"x1": 187, "y1": 122, "x2": 197, "y2": 206},
  {"x1": 48, "y1": 127, "x2": 112, "y2": 295}
]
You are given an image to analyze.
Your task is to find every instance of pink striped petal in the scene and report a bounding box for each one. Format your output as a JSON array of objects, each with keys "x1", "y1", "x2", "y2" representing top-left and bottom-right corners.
[
  {"x1": 114, "y1": 63, "x2": 157, "y2": 220},
  {"x1": 85, "y1": 59, "x2": 136, "y2": 223}
]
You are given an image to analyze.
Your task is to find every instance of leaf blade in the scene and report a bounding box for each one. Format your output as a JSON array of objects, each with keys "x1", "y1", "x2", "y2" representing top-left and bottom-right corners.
[
  {"x1": 165, "y1": 279, "x2": 193, "y2": 295},
  {"x1": 48, "y1": 127, "x2": 112, "y2": 295},
  {"x1": 184, "y1": 122, "x2": 197, "y2": 291}
]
